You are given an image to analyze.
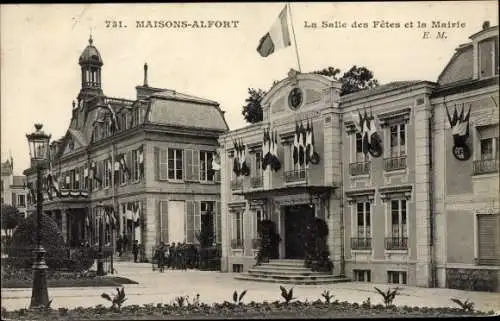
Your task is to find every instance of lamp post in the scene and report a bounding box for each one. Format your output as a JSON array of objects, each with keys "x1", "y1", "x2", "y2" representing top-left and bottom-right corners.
[
  {"x1": 26, "y1": 123, "x2": 51, "y2": 309},
  {"x1": 96, "y1": 204, "x2": 105, "y2": 276}
]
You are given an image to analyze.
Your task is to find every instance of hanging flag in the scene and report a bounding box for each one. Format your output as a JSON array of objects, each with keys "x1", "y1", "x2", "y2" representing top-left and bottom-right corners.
[
  {"x1": 240, "y1": 139, "x2": 250, "y2": 176},
  {"x1": 257, "y1": 5, "x2": 292, "y2": 57},
  {"x1": 362, "y1": 111, "x2": 370, "y2": 156},
  {"x1": 305, "y1": 120, "x2": 312, "y2": 166},
  {"x1": 293, "y1": 122, "x2": 299, "y2": 166},
  {"x1": 351, "y1": 112, "x2": 362, "y2": 133},
  {"x1": 232, "y1": 140, "x2": 240, "y2": 177},
  {"x1": 211, "y1": 151, "x2": 221, "y2": 171},
  {"x1": 138, "y1": 146, "x2": 144, "y2": 179},
  {"x1": 271, "y1": 129, "x2": 281, "y2": 171},
  {"x1": 367, "y1": 110, "x2": 383, "y2": 158},
  {"x1": 107, "y1": 103, "x2": 120, "y2": 132},
  {"x1": 114, "y1": 158, "x2": 120, "y2": 185},
  {"x1": 119, "y1": 154, "x2": 130, "y2": 179},
  {"x1": 85, "y1": 214, "x2": 90, "y2": 227},
  {"x1": 298, "y1": 122, "x2": 305, "y2": 166},
  {"x1": 132, "y1": 203, "x2": 140, "y2": 228}
]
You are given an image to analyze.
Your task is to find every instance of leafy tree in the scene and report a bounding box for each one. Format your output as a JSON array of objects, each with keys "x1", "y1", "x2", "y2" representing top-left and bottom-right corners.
[
  {"x1": 242, "y1": 88, "x2": 266, "y2": 124},
  {"x1": 242, "y1": 66, "x2": 379, "y2": 123},
  {"x1": 1, "y1": 204, "x2": 20, "y2": 239}
]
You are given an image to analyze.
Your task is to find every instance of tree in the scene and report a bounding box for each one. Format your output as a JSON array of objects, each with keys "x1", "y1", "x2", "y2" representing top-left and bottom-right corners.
[
  {"x1": 242, "y1": 66, "x2": 379, "y2": 123},
  {"x1": 242, "y1": 88, "x2": 266, "y2": 124},
  {"x1": 1, "y1": 204, "x2": 20, "y2": 239}
]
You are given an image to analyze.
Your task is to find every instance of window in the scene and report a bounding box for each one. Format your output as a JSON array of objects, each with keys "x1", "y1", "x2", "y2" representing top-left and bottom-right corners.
[
  {"x1": 120, "y1": 155, "x2": 128, "y2": 184},
  {"x1": 231, "y1": 211, "x2": 244, "y2": 249},
  {"x1": 476, "y1": 213, "x2": 500, "y2": 266},
  {"x1": 232, "y1": 264, "x2": 243, "y2": 273},
  {"x1": 354, "y1": 270, "x2": 371, "y2": 282},
  {"x1": 131, "y1": 150, "x2": 140, "y2": 182},
  {"x1": 255, "y1": 151, "x2": 263, "y2": 177},
  {"x1": 388, "y1": 271, "x2": 407, "y2": 285},
  {"x1": 104, "y1": 159, "x2": 111, "y2": 188},
  {"x1": 121, "y1": 113, "x2": 128, "y2": 130},
  {"x1": 17, "y1": 194, "x2": 26, "y2": 207},
  {"x1": 200, "y1": 201, "x2": 215, "y2": 245},
  {"x1": 168, "y1": 149, "x2": 183, "y2": 180},
  {"x1": 387, "y1": 199, "x2": 408, "y2": 250},
  {"x1": 478, "y1": 37, "x2": 498, "y2": 78},
  {"x1": 74, "y1": 168, "x2": 80, "y2": 190},
  {"x1": 355, "y1": 133, "x2": 369, "y2": 162},
  {"x1": 480, "y1": 138, "x2": 497, "y2": 160},
  {"x1": 357, "y1": 202, "x2": 371, "y2": 238},
  {"x1": 390, "y1": 124, "x2": 406, "y2": 157},
  {"x1": 200, "y1": 151, "x2": 214, "y2": 182}
]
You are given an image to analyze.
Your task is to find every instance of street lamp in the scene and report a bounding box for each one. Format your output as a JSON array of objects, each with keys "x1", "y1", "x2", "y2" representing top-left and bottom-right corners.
[
  {"x1": 95, "y1": 204, "x2": 105, "y2": 276},
  {"x1": 26, "y1": 123, "x2": 51, "y2": 308}
]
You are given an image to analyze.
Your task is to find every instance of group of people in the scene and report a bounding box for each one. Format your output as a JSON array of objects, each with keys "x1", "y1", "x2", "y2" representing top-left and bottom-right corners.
[
  {"x1": 116, "y1": 234, "x2": 142, "y2": 263},
  {"x1": 153, "y1": 241, "x2": 198, "y2": 272}
]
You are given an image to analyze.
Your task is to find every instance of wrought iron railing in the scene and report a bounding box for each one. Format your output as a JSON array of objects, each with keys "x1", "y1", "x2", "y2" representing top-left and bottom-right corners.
[
  {"x1": 230, "y1": 179, "x2": 242, "y2": 191},
  {"x1": 231, "y1": 238, "x2": 244, "y2": 249},
  {"x1": 250, "y1": 176, "x2": 263, "y2": 188},
  {"x1": 284, "y1": 169, "x2": 306, "y2": 183},
  {"x1": 351, "y1": 237, "x2": 372, "y2": 250},
  {"x1": 384, "y1": 155, "x2": 407, "y2": 171},
  {"x1": 350, "y1": 162, "x2": 371, "y2": 176},
  {"x1": 473, "y1": 159, "x2": 499, "y2": 175},
  {"x1": 385, "y1": 237, "x2": 408, "y2": 250}
]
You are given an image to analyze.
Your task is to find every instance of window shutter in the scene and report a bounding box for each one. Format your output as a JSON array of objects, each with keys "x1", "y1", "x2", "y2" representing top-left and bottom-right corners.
[
  {"x1": 186, "y1": 200, "x2": 195, "y2": 243},
  {"x1": 216, "y1": 201, "x2": 222, "y2": 244},
  {"x1": 127, "y1": 150, "x2": 133, "y2": 182},
  {"x1": 194, "y1": 201, "x2": 201, "y2": 243},
  {"x1": 478, "y1": 214, "x2": 500, "y2": 265},
  {"x1": 160, "y1": 200, "x2": 168, "y2": 243},
  {"x1": 184, "y1": 149, "x2": 193, "y2": 181},
  {"x1": 154, "y1": 147, "x2": 160, "y2": 181},
  {"x1": 215, "y1": 170, "x2": 221, "y2": 183},
  {"x1": 160, "y1": 149, "x2": 168, "y2": 180},
  {"x1": 192, "y1": 150, "x2": 200, "y2": 181},
  {"x1": 12, "y1": 192, "x2": 17, "y2": 207}
]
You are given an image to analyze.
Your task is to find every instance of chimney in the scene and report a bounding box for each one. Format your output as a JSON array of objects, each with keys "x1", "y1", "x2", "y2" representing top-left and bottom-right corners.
[
  {"x1": 482, "y1": 21, "x2": 490, "y2": 30},
  {"x1": 143, "y1": 63, "x2": 148, "y2": 87}
]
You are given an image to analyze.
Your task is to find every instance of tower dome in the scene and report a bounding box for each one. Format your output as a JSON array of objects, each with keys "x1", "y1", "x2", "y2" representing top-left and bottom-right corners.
[{"x1": 79, "y1": 36, "x2": 103, "y2": 66}]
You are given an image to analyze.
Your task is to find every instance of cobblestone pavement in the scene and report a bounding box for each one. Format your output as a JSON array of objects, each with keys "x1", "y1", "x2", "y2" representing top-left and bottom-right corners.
[{"x1": 2, "y1": 261, "x2": 500, "y2": 313}]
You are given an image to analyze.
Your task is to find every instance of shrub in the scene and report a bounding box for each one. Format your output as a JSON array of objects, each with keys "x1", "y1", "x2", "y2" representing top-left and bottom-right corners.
[
  {"x1": 101, "y1": 287, "x2": 127, "y2": 311},
  {"x1": 69, "y1": 247, "x2": 95, "y2": 272},
  {"x1": 374, "y1": 286, "x2": 400, "y2": 307},
  {"x1": 7, "y1": 212, "x2": 67, "y2": 270},
  {"x1": 280, "y1": 286, "x2": 296, "y2": 305},
  {"x1": 232, "y1": 290, "x2": 247, "y2": 305},
  {"x1": 450, "y1": 298, "x2": 475, "y2": 312}
]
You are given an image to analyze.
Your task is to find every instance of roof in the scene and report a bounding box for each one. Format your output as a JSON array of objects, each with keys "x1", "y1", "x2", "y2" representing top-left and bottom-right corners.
[
  {"x1": 79, "y1": 36, "x2": 103, "y2": 66},
  {"x1": 12, "y1": 175, "x2": 26, "y2": 187},
  {"x1": 1, "y1": 160, "x2": 12, "y2": 176},
  {"x1": 149, "y1": 92, "x2": 228, "y2": 131},
  {"x1": 340, "y1": 81, "x2": 425, "y2": 102},
  {"x1": 151, "y1": 90, "x2": 219, "y2": 106},
  {"x1": 437, "y1": 43, "x2": 473, "y2": 85}
]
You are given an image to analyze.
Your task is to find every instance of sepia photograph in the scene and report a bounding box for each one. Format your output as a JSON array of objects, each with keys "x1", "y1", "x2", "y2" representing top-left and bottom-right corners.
[{"x1": 1, "y1": 1, "x2": 499, "y2": 319}]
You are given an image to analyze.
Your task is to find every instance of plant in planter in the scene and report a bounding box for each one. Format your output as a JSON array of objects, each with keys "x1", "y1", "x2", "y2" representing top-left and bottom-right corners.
[
  {"x1": 232, "y1": 290, "x2": 247, "y2": 305},
  {"x1": 374, "y1": 287, "x2": 400, "y2": 307},
  {"x1": 280, "y1": 286, "x2": 296, "y2": 305},
  {"x1": 101, "y1": 287, "x2": 127, "y2": 311},
  {"x1": 255, "y1": 220, "x2": 277, "y2": 265}
]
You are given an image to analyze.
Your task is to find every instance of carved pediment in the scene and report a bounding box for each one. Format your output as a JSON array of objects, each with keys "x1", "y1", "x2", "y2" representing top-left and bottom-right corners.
[
  {"x1": 345, "y1": 188, "x2": 375, "y2": 204},
  {"x1": 379, "y1": 185, "x2": 413, "y2": 202}
]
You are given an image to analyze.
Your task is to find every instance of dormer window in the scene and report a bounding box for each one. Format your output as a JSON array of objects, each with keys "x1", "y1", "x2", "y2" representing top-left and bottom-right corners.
[{"x1": 478, "y1": 36, "x2": 499, "y2": 79}]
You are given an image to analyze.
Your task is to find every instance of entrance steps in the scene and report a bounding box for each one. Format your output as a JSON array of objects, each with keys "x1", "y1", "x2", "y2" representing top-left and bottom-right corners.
[{"x1": 235, "y1": 259, "x2": 351, "y2": 285}]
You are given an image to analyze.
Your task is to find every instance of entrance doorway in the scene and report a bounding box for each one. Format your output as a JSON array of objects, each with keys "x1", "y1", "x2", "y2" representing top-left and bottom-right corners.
[{"x1": 284, "y1": 204, "x2": 314, "y2": 259}]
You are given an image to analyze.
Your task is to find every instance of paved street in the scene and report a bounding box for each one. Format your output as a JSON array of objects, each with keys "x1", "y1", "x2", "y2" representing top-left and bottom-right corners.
[{"x1": 2, "y1": 261, "x2": 500, "y2": 313}]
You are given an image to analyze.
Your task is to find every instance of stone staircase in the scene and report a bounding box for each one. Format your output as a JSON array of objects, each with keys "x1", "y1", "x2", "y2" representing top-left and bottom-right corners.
[{"x1": 234, "y1": 259, "x2": 351, "y2": 285}]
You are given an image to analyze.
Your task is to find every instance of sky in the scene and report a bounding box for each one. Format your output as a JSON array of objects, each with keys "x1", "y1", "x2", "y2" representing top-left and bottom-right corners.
[{"x1": 1, "y1": 2, "x2": 498, "y2": 175}]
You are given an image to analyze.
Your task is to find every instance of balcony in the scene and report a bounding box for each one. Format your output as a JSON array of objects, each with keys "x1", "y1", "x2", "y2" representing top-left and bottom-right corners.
[
  {"x1": 231, "y1": 238, "x2": 244, "y2": 249},
  {"x1": 351, "y1": 237, "x2": 372, "y2": 250},
  {"x1": 385, "y1": 237, "x2": 408, "y2": 250},
  {"x1": 473, "y1": 158, "x2": 499, "y2": 175},
  {"x1": 385, "y1": 155, "x2": 407, "y2": 171},
  {"x1": 350, "y1": 162, "x2": 370, "y2": 176},
  {"x1": 250, "y1": 176, "x2": 263, "y2": 189},
  {"x1": 284, "y1": 169, "x2": 307, "y2": 183},
  {"x1": 230, "y1": 179, "x2": 242, "y2": 191}
]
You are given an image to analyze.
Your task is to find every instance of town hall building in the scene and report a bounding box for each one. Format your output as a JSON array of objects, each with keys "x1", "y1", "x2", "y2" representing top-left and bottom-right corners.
[
  {"x1": 23, "y1": 36, "x2": 228, "y2": 263},
  {"x1": 218, "y1": 22, "x2": 499, "y2": 291}
]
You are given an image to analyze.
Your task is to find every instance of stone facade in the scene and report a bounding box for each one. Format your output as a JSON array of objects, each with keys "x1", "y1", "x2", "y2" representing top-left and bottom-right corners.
[
  {"x1": 218, "y1": 23, "x2": 499, "y2": 291},
  {"x1": 23, "y1": 37, "x2": 228, "y2": 261}
]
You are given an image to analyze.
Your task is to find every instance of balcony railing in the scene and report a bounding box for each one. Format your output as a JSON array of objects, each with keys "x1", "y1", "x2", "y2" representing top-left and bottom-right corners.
[
  {"x1": 251, "y1": 238, "x2": 260, "y2": 250},
  {"x1": 473, "y1": 158, "x2": 499, "y2": 175},
  {"x1": 284, "y1": 169, "x2": 306, "y2": 183},
  {"x1": 350, "y1": 162, "x2": 371, "y2": 176},
  {"x1": 385, "y1": 237, "x2": 408, "y2": 250},
  {"x1": 230, "y1": 179, "x2": 242, "y2": 191},
  {"x1": 351, "y1": 237, "x2": 372, "y2": 250},
  {"x1": 231, "y1": 238, "x2": 244, "y2": 249},
  {"x1": 385, "y1": 155, "x2": 407, "y2": 171},
  {"x1": 250, "y1": 176, "x2": 263, "y2": 188}
]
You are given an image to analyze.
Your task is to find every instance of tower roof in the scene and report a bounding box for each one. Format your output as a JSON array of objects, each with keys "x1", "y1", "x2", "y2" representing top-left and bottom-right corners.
[{"x1": 79, "y1": 35, "x2": 103, "y2": 66}]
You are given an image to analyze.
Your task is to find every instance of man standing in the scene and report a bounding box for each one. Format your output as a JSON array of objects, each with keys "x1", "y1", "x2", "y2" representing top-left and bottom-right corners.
[
  {"x1": 132, "y1": 240, "x2": 139, "y2": 263},
  {"x1": 122, "y1": 233, "x2": 129, "y2": 254},
  {"x1": 116, "y1": 235, "x2": 123, "y2": 257}
]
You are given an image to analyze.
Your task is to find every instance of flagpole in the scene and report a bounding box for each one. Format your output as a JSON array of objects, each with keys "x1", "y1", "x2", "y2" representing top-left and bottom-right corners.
[{"x1": 287, "y1": 3, "x2": 302, "y2": 72}]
